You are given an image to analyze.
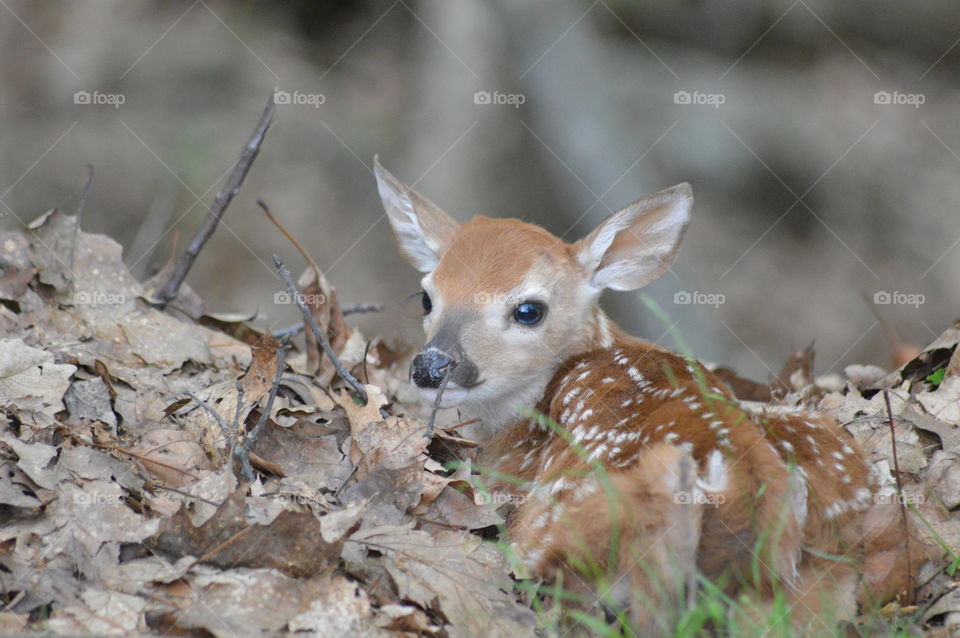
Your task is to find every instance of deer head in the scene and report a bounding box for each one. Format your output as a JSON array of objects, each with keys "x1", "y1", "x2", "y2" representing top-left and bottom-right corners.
[{"x1": 375, "y1": 158, "x2": 692, "y2": 430}]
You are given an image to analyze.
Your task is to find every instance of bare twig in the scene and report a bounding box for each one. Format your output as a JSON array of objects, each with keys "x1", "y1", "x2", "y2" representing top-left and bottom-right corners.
[
  {"x1": 273, "y1": 254, "x2": 367, "y2": 403},
  {"x1": 883, "y1": 389, "x2": 914, "y2": 599},
  {"x1": 272, "y1": 303, "x2": 384, "y2": 339},
  {"x1": 334, "y1": 465, "x2": 358, "y2": 499},
  {"x1": 343, "y1": 303, "x2": 384, "y2": 315},
  {"x1": 258, "y1": 199, "x2": 323, "y2": 280},
  {"x1": 249, "y1": 451, "x2": 284, "y2": 477},
  {"x1": 192, "y1": 526, "x2": 255, "y2": 567},
  {"x1": 426, "y1": 361, "x2": 458, "y2": 439},
  {"x1": 235, "y1": 336, "x2": 289, "y2": 482},
  {"x1": 228, "y1": 380, "x2": 245, "y2": 467},
  {"x1": 442, "y1": 417, "x2": 482, "y2": 433},
  {"x1": 69, "y1": 164, "x2": 94, "y2": 281},
  {"x1": 156, "y1": 92, "x2": 277, "y2": 306},
  {"x1": 259, "y1": 198, "x2": 350, "y2": 373},
  {"x1": 362, "y1": 338, "x2": 372, "y2": 385},
  {"x1": 185, "y1": 390, "x2": 231, "y2": 440},
  {"x1": 417, "y1": 517, "x2": 469, "y2": 530},
  {"x1": 272, "y1": 323, "x2": 304, "y2": 339},
  {"x1": 90, "y1": 442, "x2": 200, "y2": 481},
  {"x1": 156, "y1": 484, "x2": 221, "y2": 507}
]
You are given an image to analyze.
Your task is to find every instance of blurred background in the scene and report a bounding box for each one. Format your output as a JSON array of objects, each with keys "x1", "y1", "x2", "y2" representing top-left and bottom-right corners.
[{"x1": 1, "y1": 0, "x2": 957, "y2": 382}]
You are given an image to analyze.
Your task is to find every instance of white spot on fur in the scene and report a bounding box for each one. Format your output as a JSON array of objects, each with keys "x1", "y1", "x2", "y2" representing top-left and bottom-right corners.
[
  {"x1": 790, "y1": 469, "x2": 809, "y2": 528},
  {"x1": 588, "y1": 445, "x2": 609, "y2": 461},
  {"x1": 562, "y1": 387, "x2": 582, "y2": 406},
  {"x1": 698, "y1": 450, "x2": 728, "y2": 493}
]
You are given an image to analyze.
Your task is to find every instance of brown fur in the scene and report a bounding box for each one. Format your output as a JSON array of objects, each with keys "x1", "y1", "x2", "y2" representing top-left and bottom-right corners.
[
  {"x1": 375, "y1": 163, "x2": 895, "y2": 633},
  {"x1": 431, "y1": 217, "x2": 578, "y2": 302},
  {"x1": 480, "y1": 345, "x2": 874, "y2": 633}
]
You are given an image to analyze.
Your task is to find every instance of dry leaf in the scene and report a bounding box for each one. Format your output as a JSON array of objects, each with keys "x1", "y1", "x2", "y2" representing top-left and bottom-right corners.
[{"x1": 0, "y1": 339, "x2": 76, "y2": 426}]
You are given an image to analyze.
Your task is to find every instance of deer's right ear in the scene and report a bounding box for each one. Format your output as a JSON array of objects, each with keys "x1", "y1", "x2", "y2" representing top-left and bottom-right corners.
[{"x1": 374, "y1": 158, "x2": 460, "y2": 273}]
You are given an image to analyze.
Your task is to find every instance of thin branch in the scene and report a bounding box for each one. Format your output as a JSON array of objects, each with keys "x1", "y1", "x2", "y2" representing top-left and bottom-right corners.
[
  {"x1": 334, "y1": 465, "x2": 358, "y2": 499},
  {"x1": 273, "y1": 254, "x2": 367, "y2": 403},
  {"x1": 258, "y1": 198, "x2": 323, "y2": 280},
  {"x1": 93, "y1": 443, "x2": 200, "y2": 481},
  {"x1": 193, "y1": 526, "x2": 255, "y2": 567},
  {"x1": 185, "y1": 390, "x2": 231, "y2": 440},
  {"x1": 443, "y1": 417, "x2": 481, "y2": 433},
  {"x1": 272, "y1": 323, "x2": 304, "y2": 339},
  {"x1": 426, "y1": 361, "x2": 458, "y2": 439},
  {"x1": 156, "y1": 92, "x2": 277, "y2": 306},
  {"x1": 883, "y1": 389, "x2": 914, "y2": 600},
  {"x1": 259, "y1": 198, "x2": 350, "y2": 373},
  {"x1": 228, "y1": 379, "x2": 246, "y2": 474},
  {"x1": 362, "y1": 338, "x2": 372, "y2": 385},
  {"x1": 69, "y1": 164, "x2": 94, "y2": 283},
  {"x1": 272, "y1": 303, "x2": 384, "y2": 337},
  {"x1": 343, "y1": 303, "x2": 384, "y2": 315},
  {"x1": 235, "y1": 336, "x2": 289, "y2": 482},
  {"x1": 156, "y1": 484, "x2": 221, "y2": 507}
]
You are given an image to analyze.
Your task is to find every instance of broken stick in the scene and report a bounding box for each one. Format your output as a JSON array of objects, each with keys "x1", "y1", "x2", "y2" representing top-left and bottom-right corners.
[
  {"x1": 273, "y1": 255, "x2": 368, "y2": 404},
  {"x1": 156, "y1": 92, "x2": 277, "y2": 306}
]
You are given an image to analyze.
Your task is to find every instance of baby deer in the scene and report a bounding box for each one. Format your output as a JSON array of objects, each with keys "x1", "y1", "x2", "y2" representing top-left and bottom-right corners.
[{"x1": 375, "y1": 159, "x2": 876, "y2": 634}]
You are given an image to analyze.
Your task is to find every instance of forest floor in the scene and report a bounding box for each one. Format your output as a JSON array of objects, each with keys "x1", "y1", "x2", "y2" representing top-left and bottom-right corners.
[{"x1": 1, "y1": 208, "x2": 959, "y2": 637}]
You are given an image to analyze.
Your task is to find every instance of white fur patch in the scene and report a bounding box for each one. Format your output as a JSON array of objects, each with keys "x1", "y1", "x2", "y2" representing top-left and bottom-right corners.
[
  {"x1": 790, "y1": 469, "x2": 809, "y2": 529},
  {"x1": 697, "y1": 449, "x2": 728, "y2": 493}
]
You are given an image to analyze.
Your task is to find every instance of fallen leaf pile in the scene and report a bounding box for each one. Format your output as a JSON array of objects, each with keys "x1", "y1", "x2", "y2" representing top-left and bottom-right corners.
[
  {"x1": 0, "y1": 210, "x2": 958, "y2": 636},
  {"x1": 0, "y1": 210, "x2": 533, "y2": 636}
]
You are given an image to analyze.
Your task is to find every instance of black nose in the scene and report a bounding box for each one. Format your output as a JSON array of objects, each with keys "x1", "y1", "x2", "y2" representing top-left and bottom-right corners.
[{"x1": 411, "y1": 349, "x2": 454, "y2": 388}]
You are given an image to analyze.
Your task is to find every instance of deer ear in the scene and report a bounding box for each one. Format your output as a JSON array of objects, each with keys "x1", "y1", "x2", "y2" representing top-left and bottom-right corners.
[
  {"x1": 374, "y1": 157, "x2": 460, "y2": 273},
  {"x1": 575, "y1": 183, "x2": 692, "y2": 291}
]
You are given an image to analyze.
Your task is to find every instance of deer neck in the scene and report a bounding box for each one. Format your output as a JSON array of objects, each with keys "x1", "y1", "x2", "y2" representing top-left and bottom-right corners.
[
  {"x1": 589, "y1": 305, "x2": 660, "y2": 352},
  {"x1": 466, "y1": 307, "x2": 640, "y2": 440}
]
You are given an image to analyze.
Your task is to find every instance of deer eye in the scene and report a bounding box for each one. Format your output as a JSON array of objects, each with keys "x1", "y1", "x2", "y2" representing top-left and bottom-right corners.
[
  {"x1": 421, "y1": 291, "x2": 433, "y2": 315},
  {"x1": 513, "y1": 301, "x2": 546, "y2": 326}
]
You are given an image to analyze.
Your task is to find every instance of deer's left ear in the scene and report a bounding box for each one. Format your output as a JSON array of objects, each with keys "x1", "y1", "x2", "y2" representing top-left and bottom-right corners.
[{"x1": 575, "y1": 183, "x2": 692, "y2": 291}]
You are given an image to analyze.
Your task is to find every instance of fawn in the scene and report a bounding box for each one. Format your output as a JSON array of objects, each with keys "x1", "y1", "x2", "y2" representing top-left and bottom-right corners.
[{"x1": 374, "y1": 159, "x2": 878, "y2": 633}]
